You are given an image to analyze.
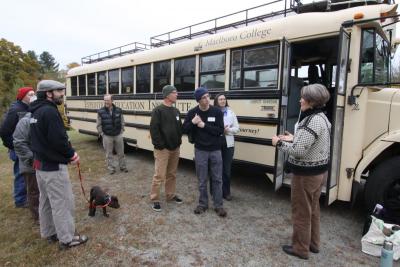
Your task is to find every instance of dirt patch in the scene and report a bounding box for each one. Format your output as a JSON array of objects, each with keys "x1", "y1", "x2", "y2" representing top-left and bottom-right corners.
[{"x1": 0, "y1": 131, "x2": 384, "y2": 266}]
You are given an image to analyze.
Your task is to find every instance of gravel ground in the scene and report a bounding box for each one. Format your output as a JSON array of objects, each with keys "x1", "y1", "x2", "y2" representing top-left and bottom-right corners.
[{"x1": 68, "y1": 136, "x2": 391, "y2": 267}]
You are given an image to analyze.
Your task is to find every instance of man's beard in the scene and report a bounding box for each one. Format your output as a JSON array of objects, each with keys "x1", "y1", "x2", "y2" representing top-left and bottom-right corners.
[{"x1": 53, "y1": 96, "x2": 64, "y2": 105}]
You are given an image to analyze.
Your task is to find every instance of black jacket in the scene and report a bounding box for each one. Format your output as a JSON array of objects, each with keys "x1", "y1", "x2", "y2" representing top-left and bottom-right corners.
[
  {"x1": 182, "y1": 105, "x2": 224, "y2": 151},
  {"x1": 29, "y1": 99, "x2": 75, "y2": 165},
  {"x1": 97, "y1": 105, "x2": 123, "y2": 136},
  {"x1": 0, "y1": 100, "x2": 29, "y2": 149}
]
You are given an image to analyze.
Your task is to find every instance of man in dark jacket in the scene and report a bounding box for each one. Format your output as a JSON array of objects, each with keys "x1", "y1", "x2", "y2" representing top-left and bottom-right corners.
[
  {"x1": 182, "y1": 87, "x2": 227, "y2": 217},
  {"x1": 13, "y1": 101, "x2": 40, "y2": 222},
  {"x1": 149, "y1": 85, "x2": 183, "y2": 212},
  {"x1": 96, "y1": 94, "x2": 127, "y2": 174},
  {"x1": 30, "y1": 80, "x2": 88, "y2": 250},
  {"x1": 0, "y1": 87, "x2": 35, "y2": 208}
]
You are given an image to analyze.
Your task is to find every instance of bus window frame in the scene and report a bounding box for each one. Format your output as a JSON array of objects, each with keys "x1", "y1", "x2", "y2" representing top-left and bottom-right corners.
[
  {"x1": 153, "y1": 60, "x2": 171, "y2": 93},
  {"x1": 121, "y1": 67, "x2": 134, "y2": 94},
  {"x1": 199, "y1": 51, "x2": 226, "y2": 91},
  {"x1": 136, "y1": 63, "x2": 151, "y2": 94},
  {"x1": 87, "y1": 73, "x2": 96, "y2": 95},
  {"x1": 97, "y1": 71, "x2": 107, "y2": 95},
  {"x1": 358, "y1": 28, "x2": 390, "y2": 84},
  {"x1": 174, "y1": 55, "x2": 196, "y2": 92},
  {"x1": 78, "y1": 75, "x2": 86, "y2": 96},
  {"x1": 70, "y1": 76, "x2": 78, "y2": 96},
  {"x1": 229, "y1": 42, "x2": 280, "y2": 91},
  {"x1": 108, "y1": 68, "x2": 120, "y2": 95}
]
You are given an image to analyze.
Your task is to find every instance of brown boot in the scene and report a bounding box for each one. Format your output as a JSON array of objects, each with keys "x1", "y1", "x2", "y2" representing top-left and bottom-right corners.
[{"x1": 214, "y1": 207, "x2": 227, "y2": 217}]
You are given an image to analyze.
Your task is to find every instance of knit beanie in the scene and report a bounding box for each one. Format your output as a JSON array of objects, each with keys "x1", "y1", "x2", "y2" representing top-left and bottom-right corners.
[
  {"x1": 194, "y1": 87, "x2": 208, "y2": 102},
  {"x1": 162, "y1": 85, "x2": 177, "y2": 98},
  {"x1": 16, "y1": 87, "x2": 34, "y2": 100}
]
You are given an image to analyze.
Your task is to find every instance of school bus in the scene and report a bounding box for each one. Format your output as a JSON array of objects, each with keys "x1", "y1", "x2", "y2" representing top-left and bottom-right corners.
[{"x1": 66, "y1": 0, "x2": 400, "y2": 210}]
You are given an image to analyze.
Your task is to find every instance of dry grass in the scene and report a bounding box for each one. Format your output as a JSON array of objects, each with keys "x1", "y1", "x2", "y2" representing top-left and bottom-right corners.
[{"x1": 0, "y1": 131, "x2": 381, "y2": 266}]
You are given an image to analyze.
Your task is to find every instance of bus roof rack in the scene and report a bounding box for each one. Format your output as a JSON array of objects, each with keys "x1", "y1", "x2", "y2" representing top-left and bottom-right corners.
[
  {"x1": 81, "y1": 42, "x2": 151, "y2": 65},
  {"x1": 81, "y1": 0, "x2": 389, "y2": 64},
  {"x1": 150, "y1": 1, "x2": 294, "y2": 48}
]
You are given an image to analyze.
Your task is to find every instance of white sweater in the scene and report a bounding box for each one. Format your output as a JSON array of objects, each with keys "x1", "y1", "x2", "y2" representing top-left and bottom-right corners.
[{"x1": 222, "y1": 108, "x2": 239, "y2": 148}]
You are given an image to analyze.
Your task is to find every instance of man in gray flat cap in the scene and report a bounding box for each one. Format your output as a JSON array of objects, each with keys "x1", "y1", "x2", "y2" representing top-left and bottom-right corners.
[{"x1": 30, "y1": 80, "x2": 88, "y2": 250}]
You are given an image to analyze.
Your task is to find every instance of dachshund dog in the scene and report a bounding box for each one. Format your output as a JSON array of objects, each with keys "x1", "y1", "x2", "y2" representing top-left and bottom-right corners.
[{"x1": 88, "y1": 186, "x2": 120, "y2": 217}]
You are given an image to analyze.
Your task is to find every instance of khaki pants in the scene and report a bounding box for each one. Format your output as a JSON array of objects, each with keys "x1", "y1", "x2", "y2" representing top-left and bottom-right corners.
[
  {"x1": 102, "y1": 134, "x2": 126, "y2": 171},
  {"x1": 150, "y1": 148, "x2": 180, "y2": 201},
  {"x1": 291, "y1": 172, "x2": 325, "y2": 258}
]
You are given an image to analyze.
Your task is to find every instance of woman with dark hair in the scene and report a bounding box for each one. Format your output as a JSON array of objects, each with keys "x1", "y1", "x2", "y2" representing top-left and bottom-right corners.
[
  {"x1": 213, "y1": 93, "x2": 239, "y2": 200},
  {"x1": 272, "y1": 84, "x2": 331, "y2": 260}
]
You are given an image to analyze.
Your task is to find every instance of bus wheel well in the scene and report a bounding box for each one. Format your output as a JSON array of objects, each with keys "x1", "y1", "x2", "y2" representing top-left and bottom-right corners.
[{"x1": 363, "y1": 142, "x2": 400, "y2": 176}]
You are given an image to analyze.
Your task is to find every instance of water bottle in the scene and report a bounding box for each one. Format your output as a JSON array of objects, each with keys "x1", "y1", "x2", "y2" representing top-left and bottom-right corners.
[
  {"x1": 380, "y1": 240, "x2": 393, "y2": 267},
  {"x1": 373, "y1": 204, "x2": 384, "y2": 217}
]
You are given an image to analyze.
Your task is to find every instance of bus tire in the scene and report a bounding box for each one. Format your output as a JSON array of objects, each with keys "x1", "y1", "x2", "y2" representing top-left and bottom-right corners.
[{"x1": 364, "y1": 156, "x2": 400, "y2": 213}]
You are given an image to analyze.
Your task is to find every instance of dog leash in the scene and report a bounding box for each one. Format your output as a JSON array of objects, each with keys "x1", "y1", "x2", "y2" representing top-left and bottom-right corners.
[{"x1": 77, "y1": 162, "x2": 111, "y2": 208}]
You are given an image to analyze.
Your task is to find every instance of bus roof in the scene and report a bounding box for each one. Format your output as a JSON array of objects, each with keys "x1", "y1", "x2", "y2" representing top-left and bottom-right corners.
[{"x1": 68, "y1": 4, "x2": 395, "y2": 77}]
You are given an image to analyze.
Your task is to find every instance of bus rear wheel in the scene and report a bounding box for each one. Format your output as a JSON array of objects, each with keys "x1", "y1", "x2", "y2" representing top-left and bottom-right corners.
[{"x1": 364, "y1": 156, "x2": 400, "y2": 214}]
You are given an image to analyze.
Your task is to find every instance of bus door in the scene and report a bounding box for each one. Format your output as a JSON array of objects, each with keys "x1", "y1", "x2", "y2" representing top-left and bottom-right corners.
[
  {"x1": 274, "y1": 38, "x2": 290, "y2": 191},
  {"x1": 326, "y1": 28, "x2": 350, "y2": 204}
]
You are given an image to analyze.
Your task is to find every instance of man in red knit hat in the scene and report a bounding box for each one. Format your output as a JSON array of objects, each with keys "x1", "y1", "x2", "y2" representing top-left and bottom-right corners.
[{"x1": 0, "y1": 86, "x2": 35, "y2": 208}]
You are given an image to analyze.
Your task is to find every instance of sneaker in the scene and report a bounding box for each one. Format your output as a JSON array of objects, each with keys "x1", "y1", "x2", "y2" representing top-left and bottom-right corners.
[
  {"x1": 170, "y1": 196, "x2": 183, "y2": 204},
  {"x1": 46, "y1": 234, "x2": 59, "y2": 244},
  {"x1": 214, "y1": 207, "x2": 227, "y2": 217},
  {"x1": 109, "y1": 169, "x2": 116, "y2": 175},
  {"x1": 59, "y1": 235, "x2": 88, "y2": 250},
  {"x1": 194, "y1": 206, "x2": 207, "y2": 214},
  {"x1": 120, "y1": 168, "x2": 128, "y2": 173},
  {"x1": 152, "y1": 202, "x2": 161, "y2": 212}
]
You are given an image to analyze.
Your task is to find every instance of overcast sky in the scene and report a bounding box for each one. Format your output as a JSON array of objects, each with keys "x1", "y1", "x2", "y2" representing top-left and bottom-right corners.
[
  {"x1": 1, "y1": 0, "x2": 398, "y2": 69},
  {"x1": 1, "y1": 0, "x2": 275, "y2": 68}
]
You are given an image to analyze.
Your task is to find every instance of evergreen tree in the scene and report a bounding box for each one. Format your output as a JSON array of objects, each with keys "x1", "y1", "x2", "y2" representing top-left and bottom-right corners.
[{"x1": 39, "y1": 51, "x2": 59, "y2": 73}]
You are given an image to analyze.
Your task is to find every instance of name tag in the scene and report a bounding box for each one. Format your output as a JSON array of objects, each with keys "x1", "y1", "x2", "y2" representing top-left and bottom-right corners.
[
  {"x1": 207, "y1": 117, "x2": 215, "y2": 122},
  {"x1": 176, "y1": 116, "x2": 179, "y2": 121}
]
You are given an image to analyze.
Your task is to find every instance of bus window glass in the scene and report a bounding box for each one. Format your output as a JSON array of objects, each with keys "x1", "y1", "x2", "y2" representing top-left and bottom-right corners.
[
  {"x1": 231, "y1": 50, "x2": 242, "y2": 89},
  {"x1": 154, "y1": 61, "x2": 171, "y2": 93},
  {"x1": 71, "y1": 76, "x2": 77, "y2": 96},
  {"x1": 174, "y1": 57, "x2": 195, "y2": 91},
  {"x1": 244, "y1": 69, "x2": 278, "y2": 88},
  {"x1": 108, "y1": 69, "x2": 119, "y2": 94},
  {"x1": 244, "y1": 46, "x2": 278, "y2": 67},
  {"x1": 136, "y1": 64, "x2": 150, "y2": 93},
  {"x1": 121, "y1": 67, "x2": 133, "y2": 94},
  {"x1": 87, "y1": 73, "x2": 95, "y2": 95},
  {"x1": 97, "y1": 71, "x2": 106, "y2": 95},
  {"x1": 200, "y1": 53, "x2": 225, "y2": 90},
  {"x1": 375, "y1": 34, "x2": 389, "y2": 83},
  {"x1": 78, "y1": 75, "x2": 86, "y2": 96},
  {"x1": 360, "y1": 29, "x2": 374, "y2": 83}
]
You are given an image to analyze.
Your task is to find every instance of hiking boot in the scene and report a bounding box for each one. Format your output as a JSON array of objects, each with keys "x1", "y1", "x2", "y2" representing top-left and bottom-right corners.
[
  {"x1": 59, "y1": 235, "x2": 88, "y2": 250},
  {"x1": 109, "y1": 169, "x2": 116, "y2": 175},
  {"x1": 214, "y1": 207, "x2": 227, "y2": 217},
  {"x1": 152, "y1": 202, "x2": 161, "y2": 212},
  {"x1": 194, "y1": 206, "x2": 207, "y2": 214},
  {"x1": 310, "y1": 246, "x2": 319, "y2": 254},
  {"x1": 223, "y1": 195, "x2": 232, "y2": 201},
  {"x1": 47, "y1": 234, "x2": 59, "y2": 244},
  {"x1": 170, "y1": 196, "x2": 183, "y2": 204},
  {"x1": 282, "y1": 245, "x2": 308, "y2": 260},
  {"x1": 120, "y1": 168, "x2": 128, "y2": 173}
]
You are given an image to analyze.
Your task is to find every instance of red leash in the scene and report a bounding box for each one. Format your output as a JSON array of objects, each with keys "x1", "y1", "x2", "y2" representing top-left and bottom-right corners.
[{"x1": 77, "y1": 162, "x2": 111, "y2": 208}]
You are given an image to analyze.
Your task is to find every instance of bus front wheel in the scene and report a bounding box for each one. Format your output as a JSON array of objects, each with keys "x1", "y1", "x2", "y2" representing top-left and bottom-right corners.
[{"x1": 364, "y1": 156, "x2": 400, "y2": 214}]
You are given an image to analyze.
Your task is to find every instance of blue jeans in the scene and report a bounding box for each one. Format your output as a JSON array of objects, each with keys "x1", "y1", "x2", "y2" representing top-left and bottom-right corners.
[
  {"x1": 9, "y1": 150, "x2": 27, "y2": 206},
  {"x1": 195, "y1": 149, "x2": 223, "y2": 209}
]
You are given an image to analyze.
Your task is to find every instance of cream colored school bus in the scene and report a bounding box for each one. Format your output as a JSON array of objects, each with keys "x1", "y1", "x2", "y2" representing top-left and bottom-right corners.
[{"x1": 66, "y1": 0, "x2": 400, "y2": 210}]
